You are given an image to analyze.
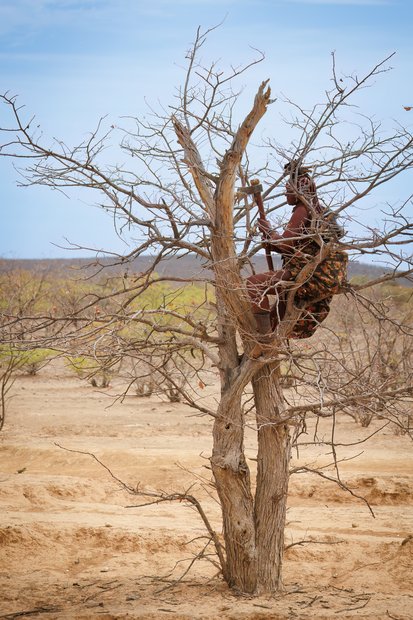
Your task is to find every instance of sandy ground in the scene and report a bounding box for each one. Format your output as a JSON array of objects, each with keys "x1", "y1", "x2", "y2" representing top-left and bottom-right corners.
[{"x1": 0, "y1": 363, "x2": 412, "y2": 620}]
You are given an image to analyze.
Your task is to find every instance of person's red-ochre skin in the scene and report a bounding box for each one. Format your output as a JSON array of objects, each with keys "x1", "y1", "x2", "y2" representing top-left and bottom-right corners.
[
  {"x1": 246, "y1": 180, "x2": 314, "y2": 314},
  {"x1": 258, "y1": 203, "x2": 309, "y2": 254}
]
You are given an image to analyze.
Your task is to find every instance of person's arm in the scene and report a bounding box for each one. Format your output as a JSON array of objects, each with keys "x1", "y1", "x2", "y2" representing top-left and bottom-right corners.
[{"x1": 258, "y1": 204, "x2": 309, "y2": 254}]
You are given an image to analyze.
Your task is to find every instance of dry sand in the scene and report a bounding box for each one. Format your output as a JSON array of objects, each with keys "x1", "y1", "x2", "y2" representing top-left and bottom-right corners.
[{"x1": 0, "y1": 363, "x2": 412, "y2": 619}]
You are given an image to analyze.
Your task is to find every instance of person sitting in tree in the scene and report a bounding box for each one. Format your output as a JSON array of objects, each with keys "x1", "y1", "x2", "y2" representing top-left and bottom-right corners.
[{"x1": 246, "y1": 162, "x2": 347, "y2": 357}]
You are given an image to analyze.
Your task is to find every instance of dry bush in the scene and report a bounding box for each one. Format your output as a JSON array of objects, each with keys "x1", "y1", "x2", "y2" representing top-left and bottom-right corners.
[{"x1": 284, "y1": 283, "x2": 413, "y2": 435}]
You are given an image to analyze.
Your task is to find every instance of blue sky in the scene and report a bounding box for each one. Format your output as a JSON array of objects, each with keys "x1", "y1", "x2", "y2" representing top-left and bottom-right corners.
[{"x1": 1, "y1": 0, "x2": 412, "y2": 258}]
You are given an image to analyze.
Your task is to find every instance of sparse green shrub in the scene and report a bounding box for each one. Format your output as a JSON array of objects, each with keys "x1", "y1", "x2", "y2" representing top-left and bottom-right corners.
[{"x1": 0, "y1": 346, "x2": 57, "y2": 376}]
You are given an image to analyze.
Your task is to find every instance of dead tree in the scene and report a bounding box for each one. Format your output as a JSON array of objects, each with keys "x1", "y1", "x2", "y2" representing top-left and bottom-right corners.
[{"x1": 1, "y1": 27, "x2": 413, "y2": 594}]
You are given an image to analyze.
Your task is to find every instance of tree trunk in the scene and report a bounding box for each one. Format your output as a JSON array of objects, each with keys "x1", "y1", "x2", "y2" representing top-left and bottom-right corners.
[
  {"x1": 174, "y1": 80, "x2": 279, "y2": 594},
  {"x1": 211, "y1": 395, "x2": 257, "y2": 592},
  {"x1": 253, "y1": 360, "x2": 291, "y2": 593},
  {"x1": 210, "y1": 293, "x2": 257, "y2": 592}
]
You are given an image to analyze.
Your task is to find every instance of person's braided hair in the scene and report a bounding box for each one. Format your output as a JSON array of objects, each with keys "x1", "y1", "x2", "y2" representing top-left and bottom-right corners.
[
  {"x1": 283, "y1": 159, "x2": 311, "y2": 177},
  {"x1": 284, "y1": 160, "x2": 322, "y2": 213}
]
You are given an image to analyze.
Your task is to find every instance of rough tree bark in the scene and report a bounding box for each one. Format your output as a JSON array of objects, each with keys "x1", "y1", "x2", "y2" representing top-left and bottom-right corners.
[
  {"x1": 253, "y1": 361, "x2": 291, "y2": 592},
  {"x1": 174, "y1": 79, "x2": 292, "y2": 593}
]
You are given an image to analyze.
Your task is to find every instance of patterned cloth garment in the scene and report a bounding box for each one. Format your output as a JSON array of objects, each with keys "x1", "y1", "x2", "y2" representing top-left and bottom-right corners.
[
  {"x1": 282, "y1": 246, "x2": 348, "y2": 339},
  {"x1": 279, "y1": 172, "x2": 348, "y2": 338}
]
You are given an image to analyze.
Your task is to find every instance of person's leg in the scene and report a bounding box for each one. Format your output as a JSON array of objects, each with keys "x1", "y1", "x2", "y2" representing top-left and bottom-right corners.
[
  {"x1": 246, "y1": 270, "x2": 288, "y2": 313},
  {"x1": 246, "y1": 269, "x2": 290, "y2": 357}
]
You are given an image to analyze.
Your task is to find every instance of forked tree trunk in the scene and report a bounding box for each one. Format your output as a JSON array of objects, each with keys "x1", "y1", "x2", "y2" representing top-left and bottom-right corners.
[
  {"x1": 211, "y1": 293, "x2": 291, "y2": 594},
  {"x1": 211, "y1": 352, "x2": 291, "y2": 594},
  {"x1": 173, "y1": 81, "x2": 281, "y2": 594}
]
